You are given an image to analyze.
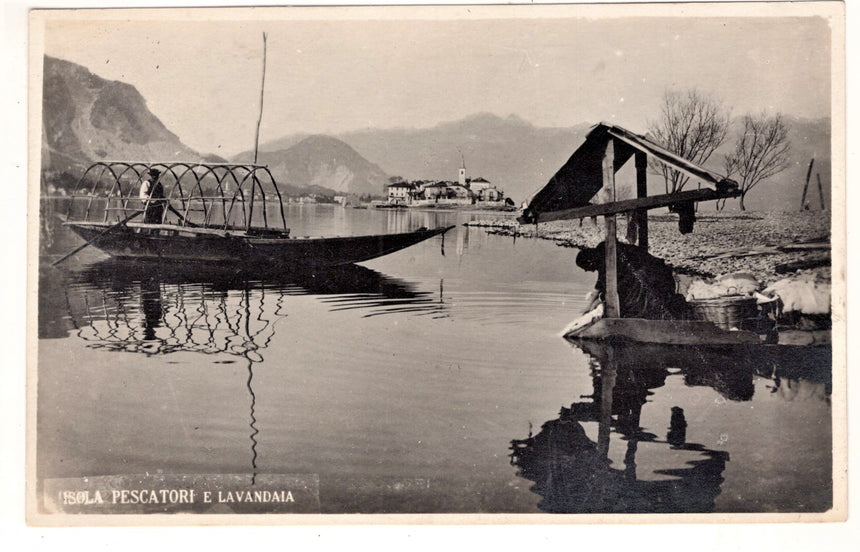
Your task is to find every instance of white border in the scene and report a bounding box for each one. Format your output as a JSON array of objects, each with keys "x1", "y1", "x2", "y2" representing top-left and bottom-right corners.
[{"x1": 5, "y1": 0, "x2": 857, "y2": 548}]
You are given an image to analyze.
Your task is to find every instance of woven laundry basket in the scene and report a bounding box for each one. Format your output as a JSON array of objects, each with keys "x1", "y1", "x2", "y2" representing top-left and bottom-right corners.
[{"x1": 689, "y1": 295, "x2": 759, "y2": 330}]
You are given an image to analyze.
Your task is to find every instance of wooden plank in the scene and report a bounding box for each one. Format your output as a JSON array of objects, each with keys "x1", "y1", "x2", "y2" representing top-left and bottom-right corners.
[
  {"x1": 534, "y1": 186, "x2": 740, "y2": 223},
  {"x1": 635, "y1": 151, "x2": 649, "y2": 251},
  {"x1": 571, "y1": 318, "x2": 761, "y2": 345},
  {"x1": 69, "y1": 221, "x2": 246, "y2": 238},
  {"x1": 603, "y1": 138, "x2": 621, "y2": 319},
  {"x1": 607, "y1": 126, "x2": 727, "y2": 187}
]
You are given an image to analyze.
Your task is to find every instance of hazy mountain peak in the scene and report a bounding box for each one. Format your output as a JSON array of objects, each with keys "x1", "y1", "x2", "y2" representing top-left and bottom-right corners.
[
  {"x1": 437, "y1": 111, "x2": 535, "y2": 131},
  {"x1": 297, "y1": 134, "x2": 359, "y2": 150}
]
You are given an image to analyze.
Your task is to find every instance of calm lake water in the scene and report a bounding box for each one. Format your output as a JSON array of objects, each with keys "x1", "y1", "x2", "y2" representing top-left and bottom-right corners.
[{"x1": 37, "y1": 202, "x2": 832, "y2": 514}]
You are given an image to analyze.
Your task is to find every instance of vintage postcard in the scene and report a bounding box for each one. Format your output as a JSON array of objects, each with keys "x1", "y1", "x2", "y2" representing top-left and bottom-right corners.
[{"x1": 27, "y1": 2, "x2": 846, "y2": 525}]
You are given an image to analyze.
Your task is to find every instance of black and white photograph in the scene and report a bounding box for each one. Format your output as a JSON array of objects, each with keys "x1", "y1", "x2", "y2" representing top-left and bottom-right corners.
[{"x1": 26, "y1": 2, "x2": 846, "y2": 523}]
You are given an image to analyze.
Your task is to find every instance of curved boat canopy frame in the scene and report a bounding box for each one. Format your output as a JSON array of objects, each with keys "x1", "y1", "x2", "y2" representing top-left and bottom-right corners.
[{"x1": 65, "y1": 161, "x2": 288, "y2": 234}]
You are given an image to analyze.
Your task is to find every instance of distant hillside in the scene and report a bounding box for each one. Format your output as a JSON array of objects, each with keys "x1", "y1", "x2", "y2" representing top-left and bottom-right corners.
[
  {"x1": 41, "y1": 56, "x2": 204, "y2": 176},
  {"x1": 258, "y1": 113, "x2": 593, "y2": 205},
  {"x1": 234, "y1": 135, "x2": 390, "y2": 196}
]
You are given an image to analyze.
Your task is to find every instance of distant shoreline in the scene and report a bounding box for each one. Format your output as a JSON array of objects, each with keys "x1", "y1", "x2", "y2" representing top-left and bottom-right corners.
[{"x1": 367, "y1": 204, "x2": 517, "y2": 214}]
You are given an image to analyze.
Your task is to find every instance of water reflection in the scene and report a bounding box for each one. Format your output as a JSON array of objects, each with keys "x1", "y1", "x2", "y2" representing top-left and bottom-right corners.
[
  {"x1": 44, "y1": 259, "x2": 447, "y2": 485},
  {"x1": 43, "y1": 259, "x2": 445, "y2": 343},
  {"x1": 510, "y1": 341, "x2": 831, "y2": 513}
]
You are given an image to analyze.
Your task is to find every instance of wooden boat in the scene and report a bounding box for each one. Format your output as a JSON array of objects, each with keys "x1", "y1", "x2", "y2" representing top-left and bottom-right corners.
[
  {"x1": 64, "y1": 218, "x2": 453, "y2": 266},
  {"x1": 59, "y1": 161, "x2": 453, "y2": 267}
]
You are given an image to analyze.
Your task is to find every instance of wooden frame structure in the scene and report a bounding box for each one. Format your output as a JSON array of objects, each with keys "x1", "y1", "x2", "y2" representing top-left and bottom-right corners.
[
  {"x1": 65, "y1": 161, "x2": 288, "y2": 234},
  {"x1": 518, "y1": 123, "x2": 742, "y2": 319}
]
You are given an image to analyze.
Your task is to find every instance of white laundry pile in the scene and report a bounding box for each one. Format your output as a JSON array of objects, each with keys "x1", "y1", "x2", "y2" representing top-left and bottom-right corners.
[
  {"x1": 763, "y1": 278, "x2": 831, "y2": 315},
  {"x1": 685, "y1": 272, "x2": 761, "y2": 300}
]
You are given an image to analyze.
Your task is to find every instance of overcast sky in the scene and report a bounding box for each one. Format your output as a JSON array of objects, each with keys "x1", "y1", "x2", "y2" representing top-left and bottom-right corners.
[{"x1": 39, "y1": 6, "x2": 833, "y2": 157}]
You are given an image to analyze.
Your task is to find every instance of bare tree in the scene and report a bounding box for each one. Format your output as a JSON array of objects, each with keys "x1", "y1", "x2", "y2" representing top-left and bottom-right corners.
[
  {"x1": 648, "y1": 89, "x2": 731, "y2": 194},
  {"x1": 723, "y1": 112, "x2": 791, "y2": 211}
]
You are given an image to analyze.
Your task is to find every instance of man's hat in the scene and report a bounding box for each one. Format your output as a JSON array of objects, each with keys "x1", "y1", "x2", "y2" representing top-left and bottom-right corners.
[{"x1": 147, "y1": 168, "x2": 161, "y2": 178}]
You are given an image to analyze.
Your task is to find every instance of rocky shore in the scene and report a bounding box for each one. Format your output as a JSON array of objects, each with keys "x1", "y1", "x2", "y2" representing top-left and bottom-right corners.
[{"x1": 466, "y1": 211, "x2": 832, "y2": 286}]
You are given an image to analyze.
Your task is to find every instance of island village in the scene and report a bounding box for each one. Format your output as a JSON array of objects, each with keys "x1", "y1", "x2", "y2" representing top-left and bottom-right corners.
[{"x1": 381, "y1": 159, "x2": 513, "y2": 209}]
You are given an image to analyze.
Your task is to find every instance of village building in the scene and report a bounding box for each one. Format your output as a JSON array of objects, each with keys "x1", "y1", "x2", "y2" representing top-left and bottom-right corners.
[
  {"x1": 467, "y1": 176, "x2": 504, "y2": 202},
  {"x1": 469, "y1": 176, "x2": 491, "y2": 191},
  {"x1": 419, "y1": 182, "x2": 450, "y2": 202},
  {"x1": 481, "y1": 186, "x2": 503, "y2": 202},
  {"x1": 387, "y1": 181, "x2": 416, "y2": 205},
  {"x1": 448, "y1": 183, "x2": 472, "y2": 201}
]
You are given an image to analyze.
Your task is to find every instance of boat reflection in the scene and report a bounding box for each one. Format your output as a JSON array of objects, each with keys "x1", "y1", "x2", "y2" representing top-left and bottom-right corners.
[
  {"x1": 49, "y1": 259, "x2": 446, "y2": 485},
  {"x1": 509, "y1": 341, "x2": 831, "y2": 513},
  {"x1": 44, "y1": 259, "x2": 445, "y2": 346}
]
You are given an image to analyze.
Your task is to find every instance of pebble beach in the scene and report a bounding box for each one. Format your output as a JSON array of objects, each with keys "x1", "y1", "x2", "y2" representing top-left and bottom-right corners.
[{"x1": 467, "y1": 211, "x2": 832, "y2": 287}]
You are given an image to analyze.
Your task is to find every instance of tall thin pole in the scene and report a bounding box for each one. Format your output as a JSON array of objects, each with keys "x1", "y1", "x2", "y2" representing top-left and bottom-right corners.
[
  {"x1": 253, "y1": 32, "x2": 268, "y2": 165},
  {"x1": 248, "y1": 32, "x2": 267, "y2": 231},
  {"x1": 817, "y1": 173, "x2": 826, "y2": 211},
  {"x1": 800, "y1": 158, "x2": 814, "y2": 211}
]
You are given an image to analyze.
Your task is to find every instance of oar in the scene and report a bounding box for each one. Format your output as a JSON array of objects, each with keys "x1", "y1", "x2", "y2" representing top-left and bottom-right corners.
[
  {"x1": 52, "y1": 210, "x2": 143, "y2": 266},
  {"x1": 166, "y1": 204, "x2": 199, "y2": 228}
]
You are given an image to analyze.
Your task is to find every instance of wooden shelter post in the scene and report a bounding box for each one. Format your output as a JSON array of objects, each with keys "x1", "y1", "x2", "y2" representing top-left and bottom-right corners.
[
  {"x1": 597, "y1": 348, "x2": 617, "y2": 458},
  {"x1": 635, "y1": 151, "x2": 649, "y2": 251},
  {"x1": 603, "y1": 138, "x2": 621, "y2": 318}
]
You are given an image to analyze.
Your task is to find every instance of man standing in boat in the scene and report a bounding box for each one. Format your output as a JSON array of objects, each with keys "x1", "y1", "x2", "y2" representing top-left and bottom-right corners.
[{"x1": 139, "y1": 168, "x2": 166, "y2": 224}]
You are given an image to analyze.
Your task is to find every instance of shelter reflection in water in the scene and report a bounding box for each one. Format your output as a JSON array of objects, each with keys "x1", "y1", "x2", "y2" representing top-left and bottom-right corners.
[{"x1": 510, "y1": 341, "x2": 831, "y2": 513}]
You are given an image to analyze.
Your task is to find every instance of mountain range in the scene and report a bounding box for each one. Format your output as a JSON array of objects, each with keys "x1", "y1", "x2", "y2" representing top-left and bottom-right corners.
[
  {"x1": 42, "y1": 55, "x2": 831, "y2": 211},
  {"x1": 41, "y1": 56, "x2": 201, "y2": 174}
]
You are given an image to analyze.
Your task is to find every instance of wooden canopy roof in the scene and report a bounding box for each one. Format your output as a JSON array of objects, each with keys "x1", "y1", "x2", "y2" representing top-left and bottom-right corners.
[{"x1": 518, "y1": 123, "x2": 740, "y2": 224}]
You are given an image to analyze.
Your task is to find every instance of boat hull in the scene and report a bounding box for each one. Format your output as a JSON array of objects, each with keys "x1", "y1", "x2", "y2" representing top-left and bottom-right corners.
[{"x1": 65, "y1": 223, "x2": 454, "y2": 266}]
